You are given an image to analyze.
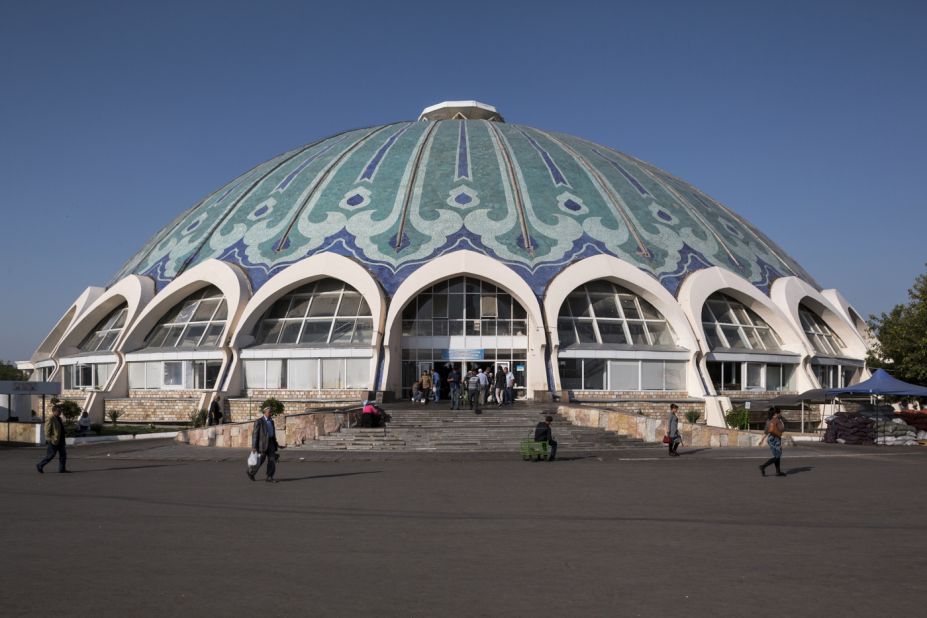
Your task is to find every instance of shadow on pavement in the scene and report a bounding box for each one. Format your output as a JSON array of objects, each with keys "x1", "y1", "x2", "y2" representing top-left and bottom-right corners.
[
  {"x1": 276, "y1": 471, "x2": 382, "y2": 483},
  {"x1": 680, "y1": 448, "x2": 711, "y2": 456},
  {"x1": 786, "y1": 466, "x2": 814, "y2": 475},
  {"x1": 68, "y1": 463, "x2": 189, "y2": 473}
]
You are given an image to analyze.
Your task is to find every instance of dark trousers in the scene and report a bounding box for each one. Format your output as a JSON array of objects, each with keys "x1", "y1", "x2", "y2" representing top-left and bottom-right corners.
[
  {"x1": 668, "y1": 438, "x2": 680, "y2": 455},
  {"x1": 253, "y1": 442, "x2": 278, "y2": 479},
  {"x1": 760, "y1": 457, "x2": 781, "y2": 473},
  {"x1": 504, "y1": 386, "x2": 514, "y2": 405},
  {"x1": 38, "y1": 442, "x2": 67, "y2": 472},
  {"x1": 538, "y1": 439, "x2": 557, "y2": 461},
  {"x1": 468, "y1": 388, "x2": 480, "y2": 411},
  {"x1": 449, "y1": 384, "x2": 460, "y2": 409}
]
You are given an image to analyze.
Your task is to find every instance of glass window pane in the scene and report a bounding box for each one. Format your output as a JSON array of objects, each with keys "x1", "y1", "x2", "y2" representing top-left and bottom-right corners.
[
  {"x1": 449, "y1": 320, "x2": 464, "y2": 336},
  {"x1": 559, "y1": 359, "x2": 582, "y2": 390},
  {"x1": 432, "y1": 294, "x2": 448, "y2": 318},
  {"x1": 245, "y1": 360, "x2": 266, "y2": 389},
  {"x1": 178, "y1": 324, "x2": 206, "y2": 348},
  {"x1": 647, "y1": 322, "x2": 673, "y2": 346},
  {"x1": 211, "y1": 300, "x2": 227, "y2": 321},
  {"x1": 401, "y1": 320, "x2": 415, "y2": 336},
  {"x1": 257, "y1": 320, "x2": 282, "y2": 345},
  {"x1": 557, "y1": 319, "x2": 576, "y2": 346},
  {"x1": 279, "y1": 321, "x2": 302, "y2": 344},
  {"x1": 481, "y1": 295, "x2": 497, "y2": 318},
  {"x1": 758, "y1": 328, "x2": 780, "y2": 350},
  {"x1": 402, "y1": 302, "x2": 417, "y2": 320},
  {"x1": 448, "y1": 277, "x2": 464, "y2": 293},
  {"x1": 193, "y1": 299, "x2": 219, "y2": 321},
  {"x1": 415, "y1": 320, "x2": 432, "y2": 336},
  {"x1": 591, "y1": 294, "x2": 620, "y2": 318},
  {"x1": 641, "y1": 361, "x2": 664, "y2": 390},
  {"x1": 704, "y1": 324, "x2": 725, "y2": 349},
  {"x1": 609, "y1": 360, "x2": 639, "y2": 390},
  {"x1": 448, "y1": 294, "x2": 464, "y2": 319},
  {"x1": 481, "y1": 320, "x2": 497, "y2": 336},
  {"x1": 665, "y1": 362, "x2": 686, "y2": 390},
  {"x1": 568, "y1": 295, "x2": 589, "y2": 317},
  {"x1": 321, "y1": 359, "x2": 345, "y2": 389},
  {"x1": 163, "y1": 362, "x2": 184, "y2": 387},
  {"x1": 307, "y1": 295, "x2": 339, "y2": 317},
  {"x1": 146, "y1": 325, "x2": 170, "y2": 348},
  {"x1": 345, "y1": 359, "x2": 369, "y2": 388},
  {"x1": 417, "y1": 294, "x2": 433, "y2": 319},
  {"x1": 495, "y1": 320, "x2": 510, "y2": 336},
  {"x1": 299, "y1": 321, "x2": 331, "y2": 344},
  {"x1": 286, "y1": 359, "x2": 314, "y2": 390},
  {"x1": 128, "y1": 363, "x2": 145, "y2": 389},
  {"x1": 99, "y1": 331, "x2": 119, "y2": 351},
  {"x1": 627, "y1": 321, "x2": 649, "y2": 345},
  {"x1": 638, "y1": 299, "x2": 661, "y2": 320},
  {"x1": 286, "y1": 297, "x2": 311, "y2": 319},
  {"x1": 146, "y1": 362, "x2": 160, "y2": 390},
  {"x1": 584, "y1": 359, "x2": 606, "y2": 390},
  {"x1": 164, "y1": 325, "x2": 185, "y2": 347},
  {"x1": 708, "y1": 301, "x2": 734, "y2": 323},
  {"x1": 433, "y1": 319, "x2": 448, "y2": 336},
  {"x1": 337, "y1": 292, "x2": 361, "y2": 317},
  {"x1": 174, "y1": 301, "x2": 197, "y2": 324},
  {"x1": 575, "y1": 321, "x2": 596, "y2": 343},
  {"x1": 498, "y1": 296, "x2": 512, "y2": 320},
  {"x1": 767, "y1": 364, "x2": 783, "y2": 391},
  {"x1": 330, "y1": 319, "x2": 356, "y2": 343},
  {"x1": 465, "y1": 294, "x2": 480, "y2": 320},
  {"x1": 265, "y1": 360, "x2": 282, "y2": 389},
  {"x1": 353, "y1": 319, "x2": 373, "y2": 343},
  {"x1": 721, "y1": 326, "x2": 745, "y2": 348},
  {"x1": 268, "y1": 298, "x2": 291, "y2": 319},
  {"x1": 746, "y1": 363, "x2": 763, "y2": 390},
  {"x1": 744, "y1": 327, "x2": 762, "y2": 350},
  {"x1": 205, "y1": 361, "x2": 221, "y2": 389},
  {"x1": 512, "y1": 302, "x2": 526, "y2": 319},
  {"x1": 465, "y1": 278, "x2": 480, "y2": 293},
  {"x1": 598, "y1": 322, "x2": 628, "y2": 344},
  {"x1": 465, "y1": 320, "x2": 480, "y2": 336},
  {"x1": 619, "y1": 296, "x2": 640, "y2": 320},
  {"x1": 512, "y1": 320, "x2": 527, "y2": 336}
]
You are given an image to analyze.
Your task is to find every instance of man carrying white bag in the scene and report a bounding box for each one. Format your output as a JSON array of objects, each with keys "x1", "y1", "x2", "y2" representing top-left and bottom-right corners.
[{"x1": 248, "y1": 405, "x2": 280, "y2": 483}]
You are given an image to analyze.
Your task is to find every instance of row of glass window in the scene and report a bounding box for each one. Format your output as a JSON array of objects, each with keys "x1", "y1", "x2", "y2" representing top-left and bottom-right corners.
[
  {"x1": 128, "y1": 360, "x2": 223, "y2": 390},
  {"x1": 557, "y1": 282, "x2": 674, "y2": 347},
  {"x1": 78, "y1": 307, "x2": 128, "y2": 353},
  {"x1": 812, "y1": 364, "x2": 859, "y2": 389},
  {"x1": 255, "y1": 281, "x2": 373, "y2": 345},
  {"x1": 400, "y1": 348, "x2": 528, "y2": 361},
  {"x1": 701, "y1": 294, "x2": 782, "y2": 351},
  {"x1": 800, "y1": 309, "x2": 847, "y2": 356},
  {"x1": 144, "y1": 287, "x2": 228, "y2": 349},
  {"x1": 706, "y1": 361, "x2": 796, "y2": 392},
  {"x1": 243, "y1": 358, "x2": 369, "y2": 390},
  {"x1": 401, "y1": 319, "x2": 527, "y2": 337},
  {"x1": 558, "y1": 359, "x2": 687, "y2": 391},
  {"x1": 63, "y1": 363, "x2": 116, "y2": 390}
]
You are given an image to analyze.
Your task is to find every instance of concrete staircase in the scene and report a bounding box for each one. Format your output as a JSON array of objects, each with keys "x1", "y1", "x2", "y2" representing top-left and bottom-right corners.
[{"x1": 294, "y1": 402, "x2": 657, "y2": 452}]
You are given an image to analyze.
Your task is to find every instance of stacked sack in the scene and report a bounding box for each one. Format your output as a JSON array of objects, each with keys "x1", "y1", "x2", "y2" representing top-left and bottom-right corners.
[
  {"x1": 824, "y1": 412, "x2": 875, "y2": 445},
  {"x1": 896, "y1": 412, "x2": 927, "y2": 438},
  {"x1": 873, "y1": 418, "x2": 919, "y2": 446}
]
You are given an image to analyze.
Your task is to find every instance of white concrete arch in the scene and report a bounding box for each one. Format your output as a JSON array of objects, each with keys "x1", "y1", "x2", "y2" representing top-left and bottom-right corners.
[
  {"x1": 230, "y1": 253, "x2": 386, "y2": 349},
  {"x1": 677, "y1": 267, "x2": 808, "y2": 357},
  {"x1": 771, "y1": 277, "x2": 868, "y2": 360},
  {"x1": 381, "y1": 250, "x2": 547, "y2": 398},
  {"x1": 542, "y1": 255, "x2": 704, "y2": 395},
  {"x1": 120, "y1": 259, "x2": 252, "y2": 353},
  {"x1": 34, "y1": 286, "x2": 104, "y2": 364},
  {"x1": 226, "y1": 253, "x2": 386, "y2": 394},
  {"x1": 54, "y1": 275, "x2": 156, "y2": 359},
  {"x1": 822, "y1": 288, "x2": 872, "y2": 345}
]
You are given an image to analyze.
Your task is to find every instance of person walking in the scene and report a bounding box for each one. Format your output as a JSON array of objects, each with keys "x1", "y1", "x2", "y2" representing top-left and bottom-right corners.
[
  {"x1": 420, "y1": 371, "x2": 433, "y2": 405},
  {"x1": 37, "y1": 404, "x2": 69, "y2": 473},
  {"x1": 432, "y1": 368, "x2": 441, "y2": 403},
  {"x1": 249, "y1": 405, "x2": 280, "y2": 483},
  {"x1": 666, "y1": 403, "x2": 682, "y2": 457},
  {"x1": 758, "y1": 407, "x2": 786, "y2": 477},
  {"x1": 494, "y1": 366, "x2": 506, "y2": 408},
  {"x1": 467, "y1": 370, "x2": 481, "y2": 414},
  {"x1": 534, "y1": 415, "x2": 558, "y2": 461},
  {"x1": 448, "y1": 366, "x2": 461, "y2": 410},
  {"x1": 505, "y1": 366, "x2": 516, "y2": 405},
  {"x1": 477, "y1": 368, "x2": 489, "y2": 406},
  {"x1": 208, "y1": 396, "x2": 224, "y2": 425}
]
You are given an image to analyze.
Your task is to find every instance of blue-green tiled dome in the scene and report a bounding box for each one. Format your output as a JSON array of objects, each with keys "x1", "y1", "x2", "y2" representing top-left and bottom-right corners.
[{"x1": 113, "y1": 108, "x2": 818, "y2": 297}]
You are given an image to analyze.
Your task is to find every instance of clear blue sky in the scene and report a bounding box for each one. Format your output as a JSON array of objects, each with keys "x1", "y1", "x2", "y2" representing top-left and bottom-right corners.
[{"x1": 1, "y1": 0, "x2": 925, "y2": 362}]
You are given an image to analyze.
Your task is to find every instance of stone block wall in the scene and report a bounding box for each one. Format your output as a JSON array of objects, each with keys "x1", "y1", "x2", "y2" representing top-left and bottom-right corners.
[
  {"x1": 558, "y1": 404, "x2": 793, "y2": 448},
  {"x1": 602, "y1": 401, "x2": 705, "y2": 422},
  {"x1": 570, "y1": 390, "x2": 691, "y2": 401},
  {"x1": 1, "y1": 421, "x2": 42, "y2": 444},
  {"x1": 229, "y1": 390, "x2": 366, "y2": 421},
  {"x1": 175, "y1": 411, "x2": 348, "y2": 448},
  {"x1": 105, "y1": 397, "x2": 200, "y2": 423}
]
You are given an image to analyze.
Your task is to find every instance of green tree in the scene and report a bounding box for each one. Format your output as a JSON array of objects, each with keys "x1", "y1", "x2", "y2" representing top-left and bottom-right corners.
[
  {"x1": 867, "y1": 264, "x2": 927, "y2": 386},
  {"x1": 0, "y1": 361, "x2": 27, "y2": 381}
]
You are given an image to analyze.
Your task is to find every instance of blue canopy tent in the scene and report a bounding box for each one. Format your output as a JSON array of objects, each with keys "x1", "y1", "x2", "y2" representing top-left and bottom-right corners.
[
  {"x1": 824, "y1": 368, "x2": 927, "y2": 398},
  {"x1": 825, "y1": 369, "x2": 927, "y2": 444}
]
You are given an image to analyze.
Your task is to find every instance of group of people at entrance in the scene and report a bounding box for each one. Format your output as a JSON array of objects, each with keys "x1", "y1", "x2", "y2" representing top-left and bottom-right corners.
[{"x1": 411, "y1": 365, "x2": 516, "y2": 412}]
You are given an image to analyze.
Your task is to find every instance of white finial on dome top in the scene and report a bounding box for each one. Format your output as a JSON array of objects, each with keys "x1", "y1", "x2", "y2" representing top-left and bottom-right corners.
[{"x1": 418, "y1": 100, "x2": 504, "y2": 122}]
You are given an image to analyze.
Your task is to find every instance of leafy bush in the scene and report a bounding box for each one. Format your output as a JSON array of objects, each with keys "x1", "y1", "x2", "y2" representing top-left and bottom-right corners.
[
  {"x1": 53, "y1": 399, "x2": 81, "y2": 426},
  {"x1": 91, "y1": 423, "x2": 103, "y2": 435},
  {"x1": 189, "y1": 408, "x2": 208, "y2": 428},
  {"x1": 724, "y1": 407, "x2": 750, "y2": 430},
  {"x1": 260, "y1": 397, "x2": 285, "y2": 417},
  {"x1": 108, "y1": 409, "x2": 123, "y2": 425},
  {"x1": 684, "y1": 410, "x2": 701, "y2": 424}
]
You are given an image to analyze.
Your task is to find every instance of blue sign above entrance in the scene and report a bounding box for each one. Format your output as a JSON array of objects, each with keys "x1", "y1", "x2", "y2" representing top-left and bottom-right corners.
[{"x1": 439, "y1": 349, "x2": 485, "y2": 361}]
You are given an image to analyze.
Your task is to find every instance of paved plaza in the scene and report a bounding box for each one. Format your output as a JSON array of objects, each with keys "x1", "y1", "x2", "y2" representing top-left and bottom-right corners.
[{"x1": 2, "y1": 440, "x2": 926, "y2": 616}]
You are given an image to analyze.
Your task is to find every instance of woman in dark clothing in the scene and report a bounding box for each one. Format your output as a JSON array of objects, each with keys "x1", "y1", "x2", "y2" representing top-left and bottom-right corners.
[
  {"x1": 758, "y1": 408, "x2": 786, "y2": 477},
  {"x1": 666, "y1": 403, "x2": 682, "y2": 456}
]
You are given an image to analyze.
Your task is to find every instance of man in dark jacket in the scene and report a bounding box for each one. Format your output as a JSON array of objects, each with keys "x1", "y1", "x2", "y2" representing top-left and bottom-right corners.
[
  {"x1": 37, "y1": 405, "x2": 69, "y2": 473},
  {"x1": 208, "y1": 396, "x2": 223, "y2": 426},
  {"x1": 249, "y1": 405, "x2": 279, "y2": 483},
  {"x1": 534, "y1": 415, "x2": 558, "y2": 461}
]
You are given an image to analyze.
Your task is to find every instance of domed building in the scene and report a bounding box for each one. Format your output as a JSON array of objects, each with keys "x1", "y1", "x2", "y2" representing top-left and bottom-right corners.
[{"x1": 24, "y1": 101, "x2": 869, "y2": 426}]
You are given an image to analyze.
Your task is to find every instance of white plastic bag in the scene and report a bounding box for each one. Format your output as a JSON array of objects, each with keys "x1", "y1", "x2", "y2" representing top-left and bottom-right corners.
[{"x1": 247, "y1": 451, "x2": 259, "y2": 467}]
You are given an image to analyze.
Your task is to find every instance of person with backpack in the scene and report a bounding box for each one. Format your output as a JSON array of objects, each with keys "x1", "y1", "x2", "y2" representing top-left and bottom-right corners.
[
  {"x1": 467, "y1": 370, "x2": 482, "y2": 414},
  {"x1": 758, "y1": 407, "x2": 786, "y2": 477}
]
